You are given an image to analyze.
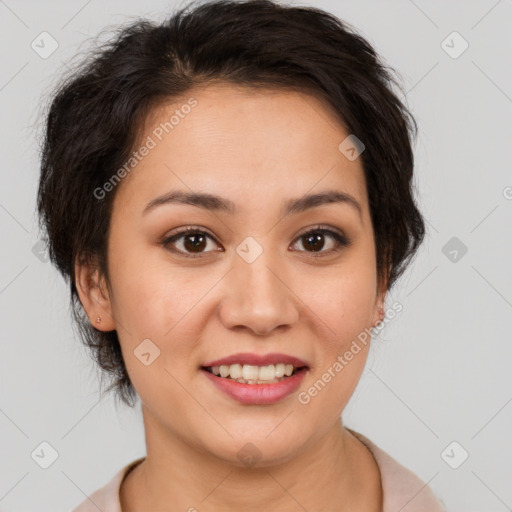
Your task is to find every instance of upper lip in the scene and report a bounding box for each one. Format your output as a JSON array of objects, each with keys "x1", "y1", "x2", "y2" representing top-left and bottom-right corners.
[{"x1": 202, "y1": 352, "x2": 309, "y2": 368}]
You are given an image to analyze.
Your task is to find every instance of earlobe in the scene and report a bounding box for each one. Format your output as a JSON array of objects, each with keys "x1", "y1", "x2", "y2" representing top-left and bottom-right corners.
[
  {"x1": 372, "y1": 272, "x2": 389, "y2": 328},
  {"x1": 371, "y1": 302, "x2": 385, "y2": 328},
  {"x1": 74, "y1": 257, "x2": 116, "y2": 331}
]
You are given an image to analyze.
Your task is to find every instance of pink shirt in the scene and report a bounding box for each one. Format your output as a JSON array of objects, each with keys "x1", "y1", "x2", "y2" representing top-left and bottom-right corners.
[{"x1": 73, "y1": 430, "x2": 446, "y2": 511}]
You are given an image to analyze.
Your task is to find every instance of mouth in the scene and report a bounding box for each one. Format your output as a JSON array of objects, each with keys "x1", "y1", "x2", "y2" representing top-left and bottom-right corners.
[
  {"x1": 200, "y1": 363, "x2": 309, "y2": 385},
  {"x1": 200, "y1": 363, "x2": 309, "y2": 405}
]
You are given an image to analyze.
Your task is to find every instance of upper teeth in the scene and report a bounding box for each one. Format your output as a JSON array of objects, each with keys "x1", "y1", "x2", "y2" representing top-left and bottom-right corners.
[{"x1": 211, "y1": 363, "x2": 296, "y2": 380}]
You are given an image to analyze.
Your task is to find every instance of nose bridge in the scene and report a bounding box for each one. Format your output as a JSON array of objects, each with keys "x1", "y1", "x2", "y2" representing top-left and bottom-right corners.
[
  {"x1": 234, "y1": 239, "x2": 282, "y2": 300},
  {"x1": 220, "y1": 236, "x2": 298, "y2": 334}
]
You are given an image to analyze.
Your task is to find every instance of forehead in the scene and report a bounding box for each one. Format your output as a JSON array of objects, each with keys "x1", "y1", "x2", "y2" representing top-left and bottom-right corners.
[{"x1": 116, "y1": 83, "x2": 369, "y2": 215}]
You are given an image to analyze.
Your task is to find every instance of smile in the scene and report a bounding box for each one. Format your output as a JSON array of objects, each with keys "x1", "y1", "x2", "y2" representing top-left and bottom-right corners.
[{"x1": 200, "y1": 366, "x2": 309, "y2": 405}]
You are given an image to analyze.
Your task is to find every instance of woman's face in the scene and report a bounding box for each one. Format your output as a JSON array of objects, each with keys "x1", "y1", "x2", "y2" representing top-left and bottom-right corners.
[{"x1": 81, "y1": 83, "x2": 386, "y2": 465}]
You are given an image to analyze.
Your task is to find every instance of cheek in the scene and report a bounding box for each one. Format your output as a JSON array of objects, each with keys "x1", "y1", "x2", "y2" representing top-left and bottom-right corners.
[
  {"x1": 108, "y1": 259, "x2": 205, "y2": 411},
  {"x1": 297, "y1": 272, "x2": 375, "y2": 421},
  {"x1": 298, "y1": 253, "x2": 377, "y2": 342},
  {"x1": 299, "y1": 348, "x2": 369, "y2": 429},
  {"x1": 106, "y1": 248, "x2": 217, "y2": 389},
  {"x1": 295, "y1": 243, "x2": 377, "y2": 410},
  {"x1": 107, "y1": 240, "x2": 204, "y2": 336}
]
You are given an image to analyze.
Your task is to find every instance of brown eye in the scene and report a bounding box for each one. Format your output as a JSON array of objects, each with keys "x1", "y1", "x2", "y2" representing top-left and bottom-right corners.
[
  {"x1": 162, "y1": 228, "x2": 221, "y2": 257},
  {"x1": 301, "y1": 232, "x2": 327, "y2": 252},
  {"x1": 182, "y1": 233, "x2": 207, "y2": 252},
  {"x1": 291, "y1": 228, "x2": 350, "y2": 256}
]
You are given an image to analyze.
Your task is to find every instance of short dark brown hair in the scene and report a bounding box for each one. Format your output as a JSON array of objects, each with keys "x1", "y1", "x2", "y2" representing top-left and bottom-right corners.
[{"x1": 37, "y1": 0, "x2": 425, "y2": 406}]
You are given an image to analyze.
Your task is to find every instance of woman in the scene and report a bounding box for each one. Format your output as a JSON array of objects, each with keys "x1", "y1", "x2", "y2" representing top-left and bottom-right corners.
[{"x1": 37, "y1": 0, "x2": 446, "y2": 510}]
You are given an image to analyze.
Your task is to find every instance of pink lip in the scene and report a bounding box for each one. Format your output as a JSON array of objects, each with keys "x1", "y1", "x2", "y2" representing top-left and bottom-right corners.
[
  {"x1": 202, "y1": 352, "x2": 309, "y2": 368},
  {"x1": 201, "y1": 367, "x2": 308, "y2": 405}
]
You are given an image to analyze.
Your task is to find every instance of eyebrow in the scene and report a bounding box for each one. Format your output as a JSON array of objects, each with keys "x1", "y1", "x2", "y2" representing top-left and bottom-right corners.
[{"x1": 142, "y1": 189, "x2": 362, "y2": 219}]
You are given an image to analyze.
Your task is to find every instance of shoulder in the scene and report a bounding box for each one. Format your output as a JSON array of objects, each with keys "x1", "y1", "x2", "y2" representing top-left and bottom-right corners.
[
  {"x1": 72, "y1": 458, "x2": 145, "y2": 512},
  {"x1": 347, "y1": 428, "x2": 447, "y2": 512}
]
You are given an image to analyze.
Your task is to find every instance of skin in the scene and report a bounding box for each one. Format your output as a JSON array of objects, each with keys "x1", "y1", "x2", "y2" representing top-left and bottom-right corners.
[{"x1": 76, "y1": 83, "x2": 388, "y2": 511}]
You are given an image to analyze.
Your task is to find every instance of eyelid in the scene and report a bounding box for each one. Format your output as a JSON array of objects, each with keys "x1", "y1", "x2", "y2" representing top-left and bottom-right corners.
[
  {"x1": 293, "y1": 223, "x2": 346, "y2": 240},
  {"x1": 163, "y1": 225, "x2": 218, "y2": 241}
]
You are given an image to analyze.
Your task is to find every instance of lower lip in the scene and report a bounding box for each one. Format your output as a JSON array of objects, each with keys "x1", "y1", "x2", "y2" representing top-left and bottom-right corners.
[{"x1": 201, "y1": 367, "x2": 308, "y2": 405}]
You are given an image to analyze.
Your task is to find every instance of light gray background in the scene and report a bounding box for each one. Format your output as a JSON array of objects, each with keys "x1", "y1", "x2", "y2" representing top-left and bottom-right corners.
[{"x1": 1, "y1": 0, "x2": 511, "y2": 511}]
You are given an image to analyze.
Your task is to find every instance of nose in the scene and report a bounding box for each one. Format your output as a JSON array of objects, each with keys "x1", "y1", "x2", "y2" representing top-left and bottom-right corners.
[{"x1": 218, "y1": 247, "x2": 299, "y2": 336}]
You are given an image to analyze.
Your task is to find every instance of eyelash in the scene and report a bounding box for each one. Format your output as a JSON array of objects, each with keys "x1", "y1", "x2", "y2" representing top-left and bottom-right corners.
[{"x1": 160, "y1": 224, "x2": 351, "y2": 259}]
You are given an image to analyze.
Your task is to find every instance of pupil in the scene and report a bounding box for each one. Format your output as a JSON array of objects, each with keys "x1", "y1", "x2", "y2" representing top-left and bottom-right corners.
[
  {"x1": 184, "y1": 234, "x2": 206, "y2": 252},
  {"x1": 304, "y1": 233, "x2": 324, "y2": 252}
]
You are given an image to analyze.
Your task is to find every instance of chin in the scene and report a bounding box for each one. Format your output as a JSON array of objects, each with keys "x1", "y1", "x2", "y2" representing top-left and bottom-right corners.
[{"x1": 199, "y1": 423, "x2": 309, "y2": 468}]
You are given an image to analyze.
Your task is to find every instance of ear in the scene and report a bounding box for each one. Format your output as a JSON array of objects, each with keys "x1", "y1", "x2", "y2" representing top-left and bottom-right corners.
[
  {"x1": 74, "y1": 256, "x2": 116, "y2": 331},
  {"x1": 371, "y1": 267, "x2": 390, "y2": 327}
]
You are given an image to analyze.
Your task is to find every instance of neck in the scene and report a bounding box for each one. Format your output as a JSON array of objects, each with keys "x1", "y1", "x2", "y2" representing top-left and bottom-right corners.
[{"x1": 120, "y1": 406, "x2": 381, "y2": 512}]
